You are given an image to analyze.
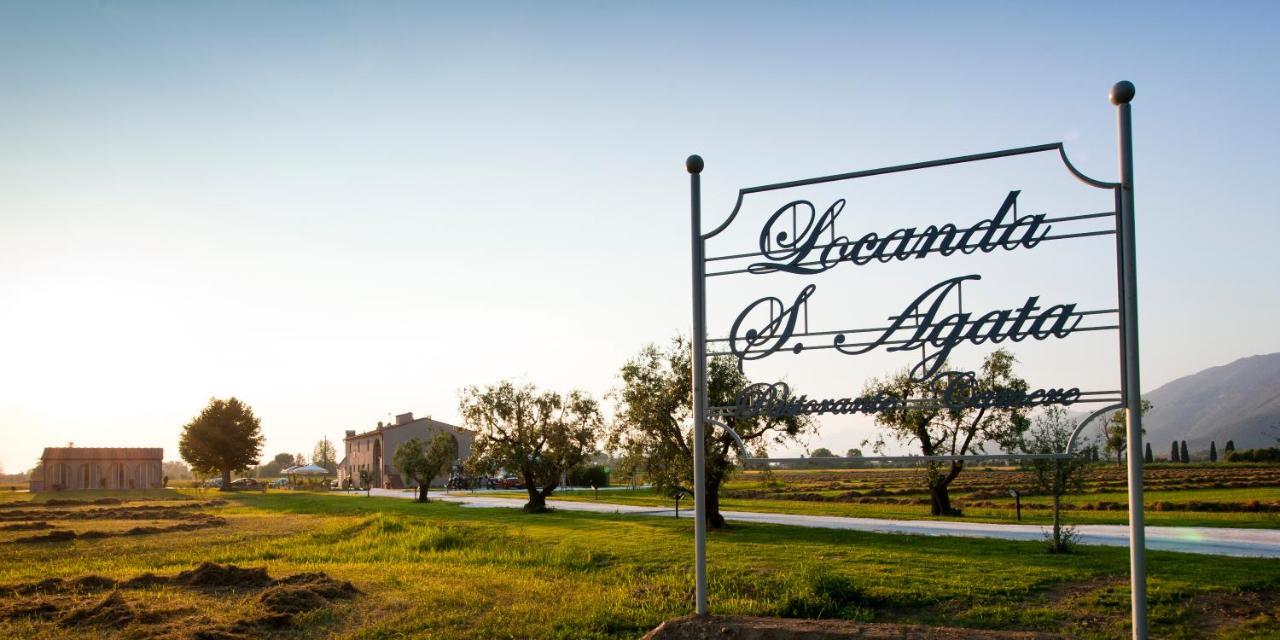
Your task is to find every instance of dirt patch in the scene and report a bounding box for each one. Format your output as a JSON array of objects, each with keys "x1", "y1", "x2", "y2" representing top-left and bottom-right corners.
[
  {"x1": 0, "y1": 597, "x2": 60, "y2": 620},
  {"x1": 13, "y1": 529, "x2": 76, "y2": 543},
  {"x1": 7, "y1": 517, "x2": 226, "y2": 544},
  {"x1": 0, "y1": 498, "x2": 121, "y2": 509},
  {"x1": 1186, "y1": 588, "x2": 1280, "y2": 636},
  {"x1": 171, "y1": 562, "x2": 273, "y2": 590},
  {"x1": 642, "y1": 615, "x2": 1067, "y2": 639},
  {"x1": 0, "y1": 521, "x2": 56, "y2": 531},
  {"x1": 0, "y1": 500, "x2": 226, "y2": 522},
  {"x1": 0, "y1": 564, "x2": 360, "y2": 637},
  {"x1": 258, "y1": 572, "x2": 359, "y2": 614},
  {"x1": 59, "y1": 591, "x2": 134, "y2": 627}
]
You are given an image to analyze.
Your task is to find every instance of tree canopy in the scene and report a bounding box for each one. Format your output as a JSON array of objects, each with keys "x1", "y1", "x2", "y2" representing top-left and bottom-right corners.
[
  {"x1": 313, "y1": 438, "x2": 338, "y2": 473},
  {"x1": 462, "y1": 380, "x2": 602, "y2": 513},
  {"x1": 1102, "y1": 400, "x2": 1152, "y2": 466},
  {"x1": 810, "y1": 447, "x2": 835, "y2": 458},
  {"x1": 178, "y1": 397, "x2": 264, "y2": 490},
  {"x1": 608, "y1": 336, "x2": 810, "y2": 529},
  {"x1": 393, "y1": 433, "x2": 457, "y2": 502},
  {"x1": 1022, "y1": 406, "x2": 1088, "y2": 552},
  {"x1": 863, "y1": 349, "x2": 1029, "y2": 516}
]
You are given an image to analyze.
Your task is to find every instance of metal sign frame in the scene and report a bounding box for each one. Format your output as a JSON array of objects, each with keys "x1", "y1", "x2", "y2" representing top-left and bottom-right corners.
[{"x1": 686, "y1": 81, "x2": 1146, "y2": 637}]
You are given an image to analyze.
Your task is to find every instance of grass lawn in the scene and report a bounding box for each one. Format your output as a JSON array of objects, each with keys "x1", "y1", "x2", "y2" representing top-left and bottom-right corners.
[{"x1": 1, "y1": 491, "x2": 1278, "y2": 639}]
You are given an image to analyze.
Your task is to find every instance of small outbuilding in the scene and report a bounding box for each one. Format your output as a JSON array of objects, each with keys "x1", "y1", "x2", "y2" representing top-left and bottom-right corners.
[{"x1": 34, "y1": 447, "x2": 164, "y2": 491}]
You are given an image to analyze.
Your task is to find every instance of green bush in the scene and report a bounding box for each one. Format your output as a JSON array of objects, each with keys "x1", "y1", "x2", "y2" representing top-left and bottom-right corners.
[
  {"x1": 568, "y1": 465, "x2": 610, "y2": 488},
  {"x1": 1226, "y1": 448, "x2": 1280, "y2": 463}
]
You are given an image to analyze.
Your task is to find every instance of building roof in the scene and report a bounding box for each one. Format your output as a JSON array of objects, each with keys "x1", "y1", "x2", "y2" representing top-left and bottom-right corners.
[
  {"x1": 41, "y1": 447, "x2": 163, "y2": 461},
  {"x1": 344, "y1": 415, "x2": 472, "y2": 441}
]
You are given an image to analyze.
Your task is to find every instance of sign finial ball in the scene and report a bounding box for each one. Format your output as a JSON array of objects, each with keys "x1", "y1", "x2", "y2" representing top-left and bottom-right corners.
[
  {"x1": 686, "y1": 154, "x2": 704, "y2": 174},
  {"x1": 1110, "y1": 81, "x2": 1136, "y2": 105}
]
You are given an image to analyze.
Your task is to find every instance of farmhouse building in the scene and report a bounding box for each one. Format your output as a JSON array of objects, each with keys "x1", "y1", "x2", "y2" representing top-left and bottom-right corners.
[
  {"x1": 33, "y1": 447, "x2": 164, "y2": 491},
  {"x1": 339, "y1": 412, "x2": 475, "y2": 489}
]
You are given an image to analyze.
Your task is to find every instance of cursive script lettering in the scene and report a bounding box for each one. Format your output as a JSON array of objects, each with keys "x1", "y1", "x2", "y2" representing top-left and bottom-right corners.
[
  {"x1": 749, "y1": 191, "x2": 1049, "y2": 275},
  {"x1": 732, "y1": 376, "x2": 1081, "y2": 419},
  {"x1": 728, "y1": 275, "x2": 1085, "y2": 380}
]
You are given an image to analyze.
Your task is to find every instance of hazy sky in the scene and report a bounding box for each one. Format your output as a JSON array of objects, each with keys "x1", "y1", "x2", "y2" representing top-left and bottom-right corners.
[{"x1": 2, "y1": 2, "x2": 1278, "y2": 474}]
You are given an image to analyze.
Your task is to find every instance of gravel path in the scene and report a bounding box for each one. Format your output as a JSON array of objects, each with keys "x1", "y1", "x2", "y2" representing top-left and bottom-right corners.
[{"x1": 356, "y1": 488, "x2": 1280, "y2": 558}]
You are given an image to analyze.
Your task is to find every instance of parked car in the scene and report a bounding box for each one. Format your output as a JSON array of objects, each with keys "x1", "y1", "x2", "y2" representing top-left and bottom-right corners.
[
  {"x1": 228, "y1": 478, "x2": 260, "y2": 490},
  {"x1": 496, "y1": 475, "x2": 523, "y2": 490},
  {"x1": 267, "y1": 478, "x2": 289, "y2": 488},
  {"x1": 203, "y1": 478, "x2": 223, "y2": 488}
]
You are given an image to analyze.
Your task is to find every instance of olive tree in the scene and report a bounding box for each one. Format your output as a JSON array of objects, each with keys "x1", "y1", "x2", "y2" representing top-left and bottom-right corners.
[
  {"x1": 863, "y1": 350, "x2": 1029, "y2": 516},
  {"x1": 1101, "y1": 400, "x2": 1152, "y2": 466},
  {"x1": 393, "y1": 433, "x2": 457, "y2": 502},
  {"x1": 609, "y1": 336, "x2": 810, "y2": 530},
  {"x1": 461, "y1": 381, "x2": 602, "y2": 513},
  {"x1": 1023, "y1": 406, "x2": 1089, "y2": 552}
]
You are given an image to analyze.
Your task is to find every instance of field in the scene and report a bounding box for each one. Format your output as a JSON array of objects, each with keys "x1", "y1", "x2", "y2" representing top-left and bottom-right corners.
[
  {"x1": 1, "y1": 490, "x2": 1278, "y2": 639},
  {"x1": 542, "y1": 464, "x2": 1280, "y2": 529}
]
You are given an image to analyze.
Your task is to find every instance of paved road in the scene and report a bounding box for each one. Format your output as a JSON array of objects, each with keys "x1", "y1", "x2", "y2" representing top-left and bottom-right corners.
[{"x1": 358, "y1": 488, "x2": 1280, "y2": 558}]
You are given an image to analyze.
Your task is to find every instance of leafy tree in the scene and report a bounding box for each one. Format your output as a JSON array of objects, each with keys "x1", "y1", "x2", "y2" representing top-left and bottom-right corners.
[
  {"x1": 178, "y1": 398, "x2": 265, "y2": 490},
  {"x1": 1101, "y1": 400, "x2": 1152, "y2": 467},
  {"x1": 846, "y1": 448, "x2": 863, "y2": 457},
  {"x1": 294, "y1": 453, "x2": 307, "y2": 466},
  {"x1": 393, "y1": 433, "x2": 457, "y2": 502},
  {"x1": 462, "y1": 380, "x2": 602, "y2": 513},
  {"x1": 810, "y1": 447, "x2": 835, "y2": 458},
  {"x1": 608, "y1": 337, "x2": 810, "y2": 529},
  {"x1": 1023, "y1": 406, "x2": 1088, "y2": 553},
  {"x1": 1170, "y1": 441, "x2": 1179, "y2": 463},
  {"x1": 259, "y1": 452, "x2": 297, "y2": 477},
  {"x1": 162, "y1": 460, "x2": 193, "y2": 481},
  {"x1": 1225, "y1": 440, "x2": 1236, "y2": 457},
  {"x1": 313, "y1": 438, "x2": 338, "y2": 473},
  {"x1": 1210, "y1": 441, "x2": 1218, "y2": 463},
  {"x1": 1143, "y1": 443, "x2": 1153, "y2": 464},
  {"x1": 1180, "y1": 440, "x2": 1190, "y2": 463},
  {"x1": 864, "y1": 350, "x2": 1029, "y2": 516}
]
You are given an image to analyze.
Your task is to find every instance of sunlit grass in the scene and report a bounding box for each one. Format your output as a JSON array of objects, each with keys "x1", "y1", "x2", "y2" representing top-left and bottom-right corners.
[{"x1": 0, "y1": 491, "x2": 1276, "y2": 639}]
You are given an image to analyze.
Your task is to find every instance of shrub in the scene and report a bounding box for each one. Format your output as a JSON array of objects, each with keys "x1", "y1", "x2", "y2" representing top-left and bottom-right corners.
[
  {"x1": 568, "y1": 465, "x2": 610, "y2": 488},
  {"x1": 1227, "y1": 448, "x2": 1280, "y2": 463}
]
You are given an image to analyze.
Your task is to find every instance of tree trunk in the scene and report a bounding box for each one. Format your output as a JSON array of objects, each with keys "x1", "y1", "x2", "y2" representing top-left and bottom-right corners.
[
  {"x1": 220, "y1": 468, "x2": 231, "y2": 491},
  {"x1": 1051, "y1": 491, "x2": 1062, "y2": 552},
  {"x1": 926, "y1": 463, "x2": 963, "y2": 516},
  {"x1": 706, "y1": 476, "x2": 726, "y2": 530},
  {"x1": 524, "y1": 489, "x2": 546, "y2": 513},
  {"x1": 928, "y1": 482, "x2": 954, "y2": 516},
  {"x1": 417, "y1": 482, "x2": 429, "y2": 503},
  {"x1": 522, "y1": 470, "x2": 547, "y2": 513}
]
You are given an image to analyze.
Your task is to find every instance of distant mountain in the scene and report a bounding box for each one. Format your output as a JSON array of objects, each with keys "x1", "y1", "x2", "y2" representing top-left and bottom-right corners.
[{"x1": 1139, "y1": 353, "x2": 1280, "y2": 453}]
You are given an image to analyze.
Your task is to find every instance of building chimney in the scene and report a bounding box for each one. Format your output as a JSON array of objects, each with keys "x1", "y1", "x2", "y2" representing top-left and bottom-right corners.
[
  {"x1": 377, "y1": 421, "x2": 383, "y2": 429},
  {"x1": 345, "y1": 430, "x2": 356, "y2": 439},
  {"x1": 396, "y1": 412, "x2": 414, "y2": 425}
]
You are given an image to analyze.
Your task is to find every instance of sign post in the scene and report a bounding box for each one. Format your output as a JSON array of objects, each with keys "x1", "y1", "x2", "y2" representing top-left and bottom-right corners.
[
  {"x1": 686, "y1": 82, "x2": 1146, "y2": 635},
  {"x1": 687, "y1": 153, "x2": 709, "y2": 616},
  {"x1": 1112, "y1": 80, "x2": 1147, "y2": 640}
]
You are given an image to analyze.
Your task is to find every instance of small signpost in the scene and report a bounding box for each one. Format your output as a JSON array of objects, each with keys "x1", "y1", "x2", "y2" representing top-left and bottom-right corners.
[
  {"x1": 1008, "y1": 489, "x2": 1022, "y2": 522},
  {"x1": 687, "y1": 82, "x2": 1147, "y2": 637}
]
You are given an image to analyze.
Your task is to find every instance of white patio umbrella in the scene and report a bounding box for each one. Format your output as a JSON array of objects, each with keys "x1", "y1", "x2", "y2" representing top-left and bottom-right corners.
[{"x1": 282, "y1": 464, "x2": 330, "y2": 489}]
